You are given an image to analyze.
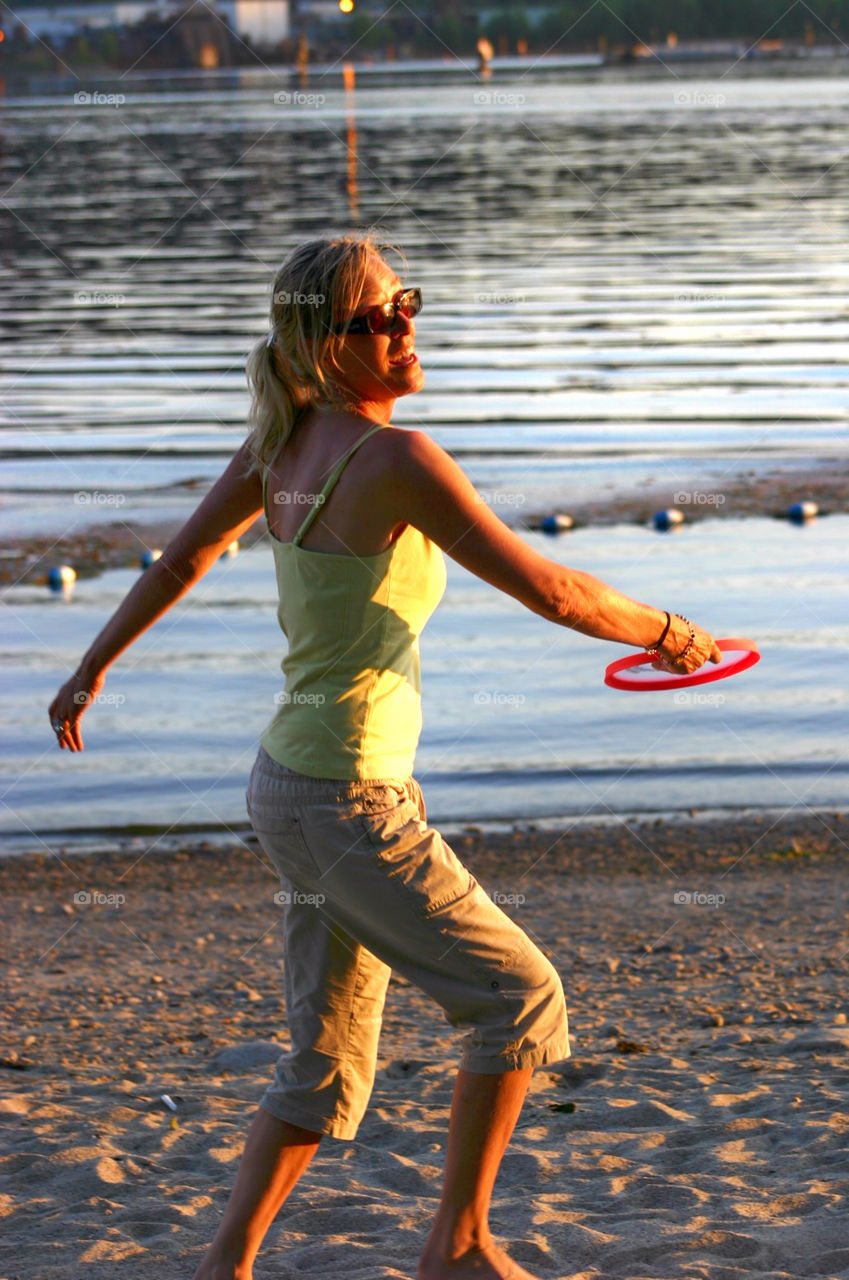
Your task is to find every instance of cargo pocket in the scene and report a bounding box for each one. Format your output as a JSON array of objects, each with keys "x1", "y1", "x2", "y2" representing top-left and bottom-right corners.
[
  {"x1": 246, "y1": 796, "x2": 317, "y2": 881},
  {"x1": 364, "y1": 808, "x2": 475, "y2": 920}
]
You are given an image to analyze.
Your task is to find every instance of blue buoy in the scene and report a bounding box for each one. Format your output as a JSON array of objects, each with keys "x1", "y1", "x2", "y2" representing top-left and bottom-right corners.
[
  {"x1": 787, "y1": 500, "x2": 818, "y2": 522},
  {"x1": 48, "y1": 564, "x2": 76, "y2": 591},
  {"x1": 141, "y1": 548, "x2": 163, "y2": 569},
  {"x1": 539, "y1": 514, "x2": 574, "y2": 534},
  {"x1": 653, "y1": 508, "x2": 685, "y2": 531}
]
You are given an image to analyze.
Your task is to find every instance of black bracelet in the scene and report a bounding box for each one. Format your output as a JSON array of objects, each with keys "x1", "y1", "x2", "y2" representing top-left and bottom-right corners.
[{"x1": 647, "y1": 610, "x2": 671, "y2": 653}]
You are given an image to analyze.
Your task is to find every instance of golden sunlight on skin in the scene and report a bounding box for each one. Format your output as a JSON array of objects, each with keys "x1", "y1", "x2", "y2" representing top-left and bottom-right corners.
[{"x1": 329, "y1": 256, "x2": 425, "y2": 421}]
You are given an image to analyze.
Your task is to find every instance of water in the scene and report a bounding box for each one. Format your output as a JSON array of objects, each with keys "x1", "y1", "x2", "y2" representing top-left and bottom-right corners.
[{"x1": 2, "y1": 61, "x2": 848, "y2": 849}]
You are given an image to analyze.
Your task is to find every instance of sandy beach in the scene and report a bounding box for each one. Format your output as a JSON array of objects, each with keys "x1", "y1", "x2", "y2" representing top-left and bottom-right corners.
[
  {"x1": 2, "y1": 809, "x2": 848, "y2": 1280},
  {"x1": 4, "y1": 459, "x2": 847, "y2": 587}
]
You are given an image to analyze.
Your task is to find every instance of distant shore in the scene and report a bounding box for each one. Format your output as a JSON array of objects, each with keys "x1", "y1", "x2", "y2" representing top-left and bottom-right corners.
[
  {"x1": 4, "y1": 457, "x2": 846, "y2": 587},
  {"x1": 4, "y1": 41, "x2": 847, "y2": 87}
]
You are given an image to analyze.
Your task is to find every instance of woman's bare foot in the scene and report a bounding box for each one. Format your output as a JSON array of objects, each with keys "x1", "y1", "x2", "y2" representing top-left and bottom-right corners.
[{"x1": 417, "y1": 1242, "x2": 543, "y2": 1280}]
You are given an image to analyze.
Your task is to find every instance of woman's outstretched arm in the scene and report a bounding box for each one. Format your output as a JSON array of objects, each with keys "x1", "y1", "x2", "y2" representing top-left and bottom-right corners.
[
  {"x1": 48, "y1": 442, "x2": 264, "y2": 751},
  {"x1": 385, "y1": 429, "x2": 722, "y2": 668}
]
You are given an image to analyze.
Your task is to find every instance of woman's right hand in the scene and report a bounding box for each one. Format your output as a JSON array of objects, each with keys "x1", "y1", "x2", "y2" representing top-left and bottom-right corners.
[
  {"x1": 654, "y1": 616, "x2": 722, "y2": 675},
  {"x1": 48, "y1": 668, "x2": 106, "y2": 752}
]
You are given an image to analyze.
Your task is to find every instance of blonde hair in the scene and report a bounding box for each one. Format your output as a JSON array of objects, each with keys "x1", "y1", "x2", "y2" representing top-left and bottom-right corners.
[{"x1": 244, "y1": 232, "x2": 403, "y2": 477}]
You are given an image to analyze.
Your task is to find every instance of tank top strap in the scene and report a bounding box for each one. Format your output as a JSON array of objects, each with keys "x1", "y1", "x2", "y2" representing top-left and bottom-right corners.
[{"x1": 293, "y1": 422, "x2": 385, "y2": 546}]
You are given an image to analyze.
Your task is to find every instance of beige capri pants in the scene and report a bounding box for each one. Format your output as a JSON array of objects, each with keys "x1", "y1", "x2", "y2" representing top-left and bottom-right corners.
[{"x1": 245, "y1": 745, "x2": 570, "y2": 1140}]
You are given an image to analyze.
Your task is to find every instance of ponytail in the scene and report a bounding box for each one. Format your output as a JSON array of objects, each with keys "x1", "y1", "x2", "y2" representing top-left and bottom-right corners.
[{"x1": 244, "y1": 333, "x2": 309, "y2": 477}]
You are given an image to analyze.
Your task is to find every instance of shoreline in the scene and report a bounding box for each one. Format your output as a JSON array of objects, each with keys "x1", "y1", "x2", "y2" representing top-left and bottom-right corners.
[
  {"x1": 3, "y1": 459, "x2": 846, "y2": 587},
  {"x1": 1, "y1": 802, "x2": 845, "y2": 863},
  {"x1": 2, "y1": 807, "x2": 844, "y2": 882}
]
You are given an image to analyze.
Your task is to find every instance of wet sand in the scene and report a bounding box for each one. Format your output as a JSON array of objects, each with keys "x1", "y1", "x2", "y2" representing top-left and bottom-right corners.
[
  {"x1": 2, "y1": 808, "x2": 848, "y2": 1279},
  {"x1": 3, "y1": 460, "x2": 846, "y2": 586}
]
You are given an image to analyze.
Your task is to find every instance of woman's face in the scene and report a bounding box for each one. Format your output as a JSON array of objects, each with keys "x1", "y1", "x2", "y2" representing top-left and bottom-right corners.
[{"x1": 329, "y1": 256, "x2": 424, "y2": 416}]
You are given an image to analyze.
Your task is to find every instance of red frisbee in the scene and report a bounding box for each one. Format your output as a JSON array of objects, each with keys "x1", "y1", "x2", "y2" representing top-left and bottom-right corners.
[{"x1": 604, "y1": 638, "x2": 760, "y2": 692}]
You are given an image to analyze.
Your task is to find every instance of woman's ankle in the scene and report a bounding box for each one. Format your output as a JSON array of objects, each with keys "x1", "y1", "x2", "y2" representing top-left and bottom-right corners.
[{"x1": 422, "y1": 1218, "x2": 495, "y2": 1261}]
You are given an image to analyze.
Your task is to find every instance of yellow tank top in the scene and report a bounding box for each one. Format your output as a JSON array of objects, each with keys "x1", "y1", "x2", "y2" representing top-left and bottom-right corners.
[{"x1": 260, "y1": 423, "x2": 447, "y2": 780}]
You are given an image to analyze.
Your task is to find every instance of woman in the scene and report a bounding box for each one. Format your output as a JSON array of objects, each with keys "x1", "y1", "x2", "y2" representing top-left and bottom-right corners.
[{"x1": 49, "y1": 233, "x2": 721, "y2": 1280}]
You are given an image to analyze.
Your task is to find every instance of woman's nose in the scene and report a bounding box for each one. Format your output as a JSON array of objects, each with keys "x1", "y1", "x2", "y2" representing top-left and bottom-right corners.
[{"x1": 390, "y1": 309, "x2": 414, "y2": 337}]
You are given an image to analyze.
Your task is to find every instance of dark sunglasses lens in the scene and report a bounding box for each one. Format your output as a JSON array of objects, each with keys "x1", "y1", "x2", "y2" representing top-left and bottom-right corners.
[
  {"x1": 397, "y1": 289, "x2": 422, "y2": 319},
  {"x1": 366, "y1": 305, "x2": 394, "y2": 335}
]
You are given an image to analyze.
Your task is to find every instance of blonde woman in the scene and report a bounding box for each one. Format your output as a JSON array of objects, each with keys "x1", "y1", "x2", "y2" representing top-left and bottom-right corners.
[{"x1": 49, "y1": 233, "x2": 721, "y2": 1280}]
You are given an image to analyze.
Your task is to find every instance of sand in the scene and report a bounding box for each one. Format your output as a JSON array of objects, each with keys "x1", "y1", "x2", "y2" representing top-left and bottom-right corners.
[{"x1": 2, "y1": 809, "x2": 848, "y2": 1279}]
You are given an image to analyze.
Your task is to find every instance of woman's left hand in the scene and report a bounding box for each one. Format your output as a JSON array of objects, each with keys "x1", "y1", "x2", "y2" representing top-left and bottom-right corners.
[{"x1": 48, "y1": 669, "x2": 105, "y2": 752}]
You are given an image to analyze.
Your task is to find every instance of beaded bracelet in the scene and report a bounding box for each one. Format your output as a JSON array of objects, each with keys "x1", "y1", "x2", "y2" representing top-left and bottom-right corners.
[{"x1": 672, "y1": 614, "x2": 696, "y2": 665}]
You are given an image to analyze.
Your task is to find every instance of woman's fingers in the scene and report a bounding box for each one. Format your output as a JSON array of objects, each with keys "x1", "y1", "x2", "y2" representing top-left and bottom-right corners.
[{"x1": 49, "y1": 673, "x2": 102, "y2": 752}]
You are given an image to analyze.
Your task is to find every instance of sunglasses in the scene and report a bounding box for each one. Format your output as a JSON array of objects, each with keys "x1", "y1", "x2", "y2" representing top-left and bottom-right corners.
[{"x1": 336, "y1": 287, "x2": 423, "y2": 336}]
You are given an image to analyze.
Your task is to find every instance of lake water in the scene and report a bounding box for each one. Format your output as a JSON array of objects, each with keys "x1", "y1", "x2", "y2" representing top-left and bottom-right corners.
[{"x1": 2, "y1": 61, "x2": 847, "y2": 851}]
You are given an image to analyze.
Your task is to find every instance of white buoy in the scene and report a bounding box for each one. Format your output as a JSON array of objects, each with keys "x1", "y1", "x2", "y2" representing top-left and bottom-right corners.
[
  {"x1": 538, "y1": 514, "x2": 574, "y2": 534},
  {"x1": 787, "y1": 500, "x2": 818, "y2": 522},
  {"x1": 141, "y1": 548, "x2": 163, "y2": 569},
  {"x1": 48, "y1": 564, "x2": 76, "y2": 590},
  {"x1": 653, "y1": 508, "x2": 685, "y2": 531},
  {"x1": 219, "y1": 539, "x2": 239, "y2": 560}
]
